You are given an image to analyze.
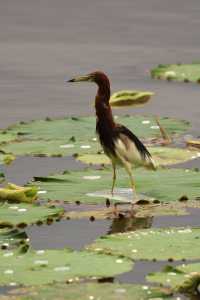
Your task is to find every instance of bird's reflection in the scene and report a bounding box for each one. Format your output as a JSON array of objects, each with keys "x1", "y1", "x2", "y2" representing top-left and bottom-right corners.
[{"x1": 108, "y1": 215, "x2": 153, "y2": 234}]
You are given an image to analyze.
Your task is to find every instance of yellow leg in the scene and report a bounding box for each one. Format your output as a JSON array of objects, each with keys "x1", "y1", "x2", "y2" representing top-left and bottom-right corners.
[
  {"x1": 111, "y1": 162, "x2": 116, "y2": 196},
  {"x1": 120, "y1": 159, "x2": 138, "y2": 205}
]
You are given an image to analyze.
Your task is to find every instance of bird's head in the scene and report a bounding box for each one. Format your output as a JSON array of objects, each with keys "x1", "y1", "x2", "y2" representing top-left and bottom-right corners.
[{"x1": 67, "y1": 71, "x2": 110, "y2": 87}]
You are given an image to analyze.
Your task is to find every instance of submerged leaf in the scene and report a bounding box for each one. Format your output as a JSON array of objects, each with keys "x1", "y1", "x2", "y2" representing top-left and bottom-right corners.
[{"x1": 110, "y1": 90, "x2": 154, "y2": 107}]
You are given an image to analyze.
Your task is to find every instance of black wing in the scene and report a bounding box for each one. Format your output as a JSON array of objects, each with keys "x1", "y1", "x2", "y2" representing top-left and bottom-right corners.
[{"x1": 114, "y1": 124, "x2": 152, "y2": 161}]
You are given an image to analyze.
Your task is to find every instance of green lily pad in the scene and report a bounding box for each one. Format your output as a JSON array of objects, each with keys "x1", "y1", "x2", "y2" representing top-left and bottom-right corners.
[
  {"x1": 33, "y1": 168, "x2": 200, "y2": 204},
  {"x1": 0, "y1": 203, "x2": 63, "y2": 228},
  {"x1": 0, "y1": 116, "x2": 190, "y2": 157},
  {"x1": 87, "y1": 227, "x2": 200, "y2": 261},
  {"x1": 0, "y1": 248, "x2": 132, "y2": 286},
  {"x1": 147, "y1": 263, "x2": 200, "y2": 295},
  {"x1": 0, "y1": 283, "x2": 174, "y2": 300},
  {"x1": 151, "y1": 63, "x2": 200, "y2": 83},
  {"x1": 109, "y1": 90, "x2": 154, "y2": 107},
  {"x1": 77, "y1": 146, "x2": 200, "y2": 166}
]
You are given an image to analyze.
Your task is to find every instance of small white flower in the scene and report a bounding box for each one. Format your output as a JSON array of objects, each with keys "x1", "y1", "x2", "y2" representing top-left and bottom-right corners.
[{"x1": 164, "y1": 71, "x2": 176, "y2": 77}]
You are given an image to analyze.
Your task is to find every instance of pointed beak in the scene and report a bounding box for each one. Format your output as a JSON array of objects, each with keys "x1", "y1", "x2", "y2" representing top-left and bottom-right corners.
[{"x1": 67, "y1": 74, "x2": 92, "y2": 83}]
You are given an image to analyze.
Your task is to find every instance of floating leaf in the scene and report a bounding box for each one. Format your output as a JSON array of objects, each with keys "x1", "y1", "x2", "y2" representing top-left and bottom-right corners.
[
  {"x1": 77, "y1": 147, "x2": 200, "y2": 166},
  {"x1": 33, "y1": 168, "x2": 200, "y2": 204},
  {"x1": 0, "y1": 154, "x2": 15, "y2": 166},
  {"x1": 0, "y1": 116, "x2": 190, "y2": 157},
  {"x1": 147, "y1": 263, "x2": 200, "y2": 295},
  {"x1": 88, "y1": 227, "x2": 200, "y2": 261},
  {"x1": 0, "y1": 203, "x2": 63, "y2": 228},
  {"x1": 0, "y1": 183, "x2": 38, "y2": 203},
  {"x1": 0, "y1": 248, "x2": 132, "y2": 285},
  {"x1": 151, "y1": 63, "x2": 200, "y2": 83},
  {"x1": 110, "y1": 90, "x2": 154, "y2": 107},
  {"x1": 0, "y1": 283, "x2": 174, "y2": 300}
]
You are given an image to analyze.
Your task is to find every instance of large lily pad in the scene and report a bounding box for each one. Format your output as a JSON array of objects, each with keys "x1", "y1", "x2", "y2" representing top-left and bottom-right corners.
[
  {"x1": 0, "y1": 116, "x2": 190, "y2": 157},
  {"x1": 147, "y1": 263, "x2": 200, "y2": 295},
  {"x1": 0, "y1": 248, "x2": 132, "y2": 286},
  {"x1": 151, "y1": 63, "x2": 200, "y2": 83},
  {"x1": 33, "y1": 168, "x2": 200, "y2": 204},
  {"x1": 0, "y1": 283, "x2": 174, "y2": 300},
  {"x1": 77, "y1": 146, "x2": 200, "y2": 166},
  {"x1": 87, "y1": 227, "x2": 200, "y2": 261},
  {"x1": 109, "y1": 90, "x2": 154, "y2": 107},
  {"x1": 0, "y1": 203, "x2": 63, "y2": 228}
]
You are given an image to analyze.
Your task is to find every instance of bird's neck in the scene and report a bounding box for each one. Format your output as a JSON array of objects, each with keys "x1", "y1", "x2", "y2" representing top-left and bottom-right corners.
[{"x1": 95, "y1": 84, "x2": 115, "y2": 128}]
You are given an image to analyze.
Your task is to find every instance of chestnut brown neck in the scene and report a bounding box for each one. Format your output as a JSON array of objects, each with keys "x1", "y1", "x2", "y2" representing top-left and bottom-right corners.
[{"x1": 95, "y1": 79, "x2": 115, "y2": 128}]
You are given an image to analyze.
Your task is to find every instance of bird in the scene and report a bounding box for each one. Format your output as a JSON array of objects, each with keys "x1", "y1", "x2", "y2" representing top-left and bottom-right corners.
[{"x1": 68, "y1": 71, "x2": 156, "y2": 207}]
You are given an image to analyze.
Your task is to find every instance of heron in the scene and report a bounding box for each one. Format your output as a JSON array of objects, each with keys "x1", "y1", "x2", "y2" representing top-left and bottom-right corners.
[{"x1": 68, "y1": 71, "x2": 156, "y2": 207}]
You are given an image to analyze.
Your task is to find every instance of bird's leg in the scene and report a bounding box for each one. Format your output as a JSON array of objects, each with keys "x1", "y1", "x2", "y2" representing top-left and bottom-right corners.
[
  {"x1": 111, "y1": 162, "x2": 118, "y2": 217},
  {"x1": 111, "y1": 162, "x2": 116, "y2": 196},
  {"x1": 120, "y1": 159, "x2": 138, "y2": 213}
]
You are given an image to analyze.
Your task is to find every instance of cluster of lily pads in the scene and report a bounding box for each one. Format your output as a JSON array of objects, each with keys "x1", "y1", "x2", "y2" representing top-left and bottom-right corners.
[{"x1": 0, "y1": 85, "x2": 200, "y2": 299}]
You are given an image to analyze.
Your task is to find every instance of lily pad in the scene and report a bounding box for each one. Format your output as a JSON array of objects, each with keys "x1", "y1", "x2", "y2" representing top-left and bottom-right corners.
[
  {"x1": 109, "y1": 90, "x2": 154, "y2": 107},
  {"x1": 0, "y1": 116, "x2": 190, "y2": 157},
  {"x1": 0, "y1": 248, "x2": 132, "y2": 286},
  {"x1": 151, "y1": 63, "x2": 200, "y2": 83},
  {"x1": 0, "y1": 283, "x2": 174, "y2": 300},
  {"x1": 77, "y1": 147, "x2": 200, "y2": 166},
  {"x1": 0, "y1": 183, "x2": 38, "y2": 203},
  {"x1": 87, "y1": 227, "x2": 200, "y2": 261},
  {"x1": 0, "y1": 203, "x2": 63, "y2": 228},
  {"x1": 147, "y1": 263, "x2": 200, "y2": 295},
  {"x1": 33, "y1": 168, "x2": 200, "y2": 204}
]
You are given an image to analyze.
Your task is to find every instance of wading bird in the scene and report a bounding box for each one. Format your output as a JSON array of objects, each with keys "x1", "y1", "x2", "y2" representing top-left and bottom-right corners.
[{"x1": 68, "y1": 71, "x2": 156, "y2": 207}]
